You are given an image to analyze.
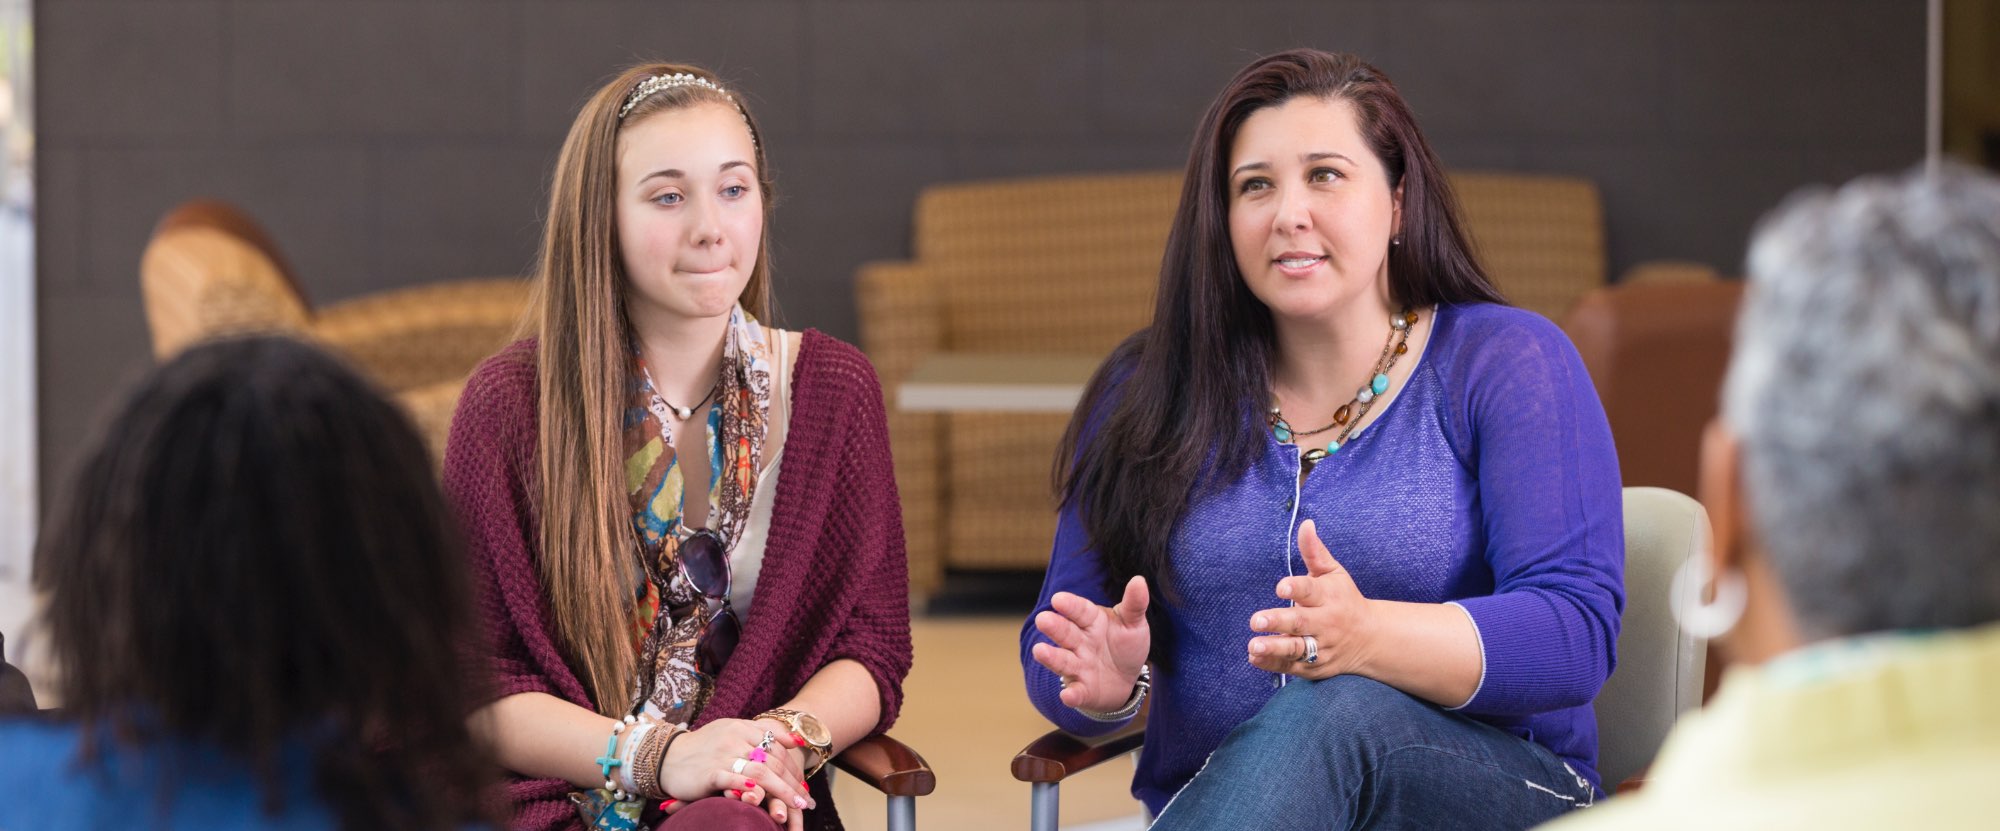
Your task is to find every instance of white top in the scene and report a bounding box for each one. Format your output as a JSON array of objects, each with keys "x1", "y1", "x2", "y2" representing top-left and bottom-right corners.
[{"x1": 728, "y1": 329, "x2": 795, "y2": 613}]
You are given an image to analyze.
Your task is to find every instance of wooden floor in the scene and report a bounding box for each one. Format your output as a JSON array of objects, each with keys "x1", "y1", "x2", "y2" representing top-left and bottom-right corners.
[{"x1": 831, "y1": 616, "x2": 1143, "y2": 831}]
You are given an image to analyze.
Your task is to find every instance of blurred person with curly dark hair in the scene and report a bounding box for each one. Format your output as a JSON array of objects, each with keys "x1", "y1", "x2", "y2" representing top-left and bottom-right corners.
[{"x1": 0, "y1": 335, "x2": 499, "y2": 830}]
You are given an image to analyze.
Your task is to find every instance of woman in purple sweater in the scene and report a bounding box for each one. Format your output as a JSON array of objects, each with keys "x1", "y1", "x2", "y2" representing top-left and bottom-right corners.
[
  {"x1": 444, "y1": 63, "x2": 910, "y2": 831},
  {"x1": 1022, "y1": 50, "x2": 1623, "y2": 829}
]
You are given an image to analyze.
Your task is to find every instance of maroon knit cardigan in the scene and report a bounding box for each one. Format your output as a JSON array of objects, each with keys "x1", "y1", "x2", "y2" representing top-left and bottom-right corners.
[{"x1": 442, "y1": 332, "x2": 913, "y2": 831}]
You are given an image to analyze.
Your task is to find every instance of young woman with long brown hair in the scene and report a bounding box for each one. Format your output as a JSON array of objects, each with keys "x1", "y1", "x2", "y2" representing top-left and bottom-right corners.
[
  {"x1": 444, "y1": 64, "x2": 910, "y2": 831},
  {"x1": 1022, "y1": 49, "x2": 1624, "y2": 829}
]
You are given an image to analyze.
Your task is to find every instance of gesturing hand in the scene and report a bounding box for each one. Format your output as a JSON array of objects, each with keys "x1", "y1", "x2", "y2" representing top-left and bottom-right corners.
[
  {"x1": 1247, "y1": 519, "x2": 1379, "y2": 680},
  {"x1": 1030, "y1": 575, "x2": 1152, "y2": 713}
]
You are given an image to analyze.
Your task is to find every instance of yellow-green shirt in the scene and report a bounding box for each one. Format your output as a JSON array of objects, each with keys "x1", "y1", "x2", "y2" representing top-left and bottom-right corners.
[{"x1": 1543, "y1": 622, "x2": 2000, "y2": 830}]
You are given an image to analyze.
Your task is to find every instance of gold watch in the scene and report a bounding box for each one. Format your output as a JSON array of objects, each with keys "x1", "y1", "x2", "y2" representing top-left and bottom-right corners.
[{"x1": 758, "y1": 708, "x2": 832, "y2": 776}]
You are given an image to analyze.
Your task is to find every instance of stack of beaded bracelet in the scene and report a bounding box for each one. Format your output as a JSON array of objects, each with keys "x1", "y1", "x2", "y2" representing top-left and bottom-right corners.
[
  {"x1": 627, "y1": 721, "x2": 685, "y2": 801},
  {"x1": 598, "y1": 715, "x2": 641, "y2": 801}
]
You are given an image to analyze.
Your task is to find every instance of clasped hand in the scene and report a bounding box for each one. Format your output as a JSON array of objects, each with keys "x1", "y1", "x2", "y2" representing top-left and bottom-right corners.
[
  {"x1": 657, "y1": 717, "x2": 815, "y2": 829},
  {"x1": 1247, "y1": 518, "x2": 1379, "y2": 679}
]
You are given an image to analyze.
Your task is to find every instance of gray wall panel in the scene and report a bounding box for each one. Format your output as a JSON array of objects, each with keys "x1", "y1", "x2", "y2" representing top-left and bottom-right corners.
[
  {"x1": 38, "y1": 0, "x2": 224, "y2": 142},
  {"x1": 517, "y1": 1, "x2": 808, "y2": 138},
  {"x1": 372, "y1": 144, "x2": 551, "y2": 289},
  {"x1": 230, "y1": 1, "x2": 516, "y2": 139},
  {"x1": 33, "y1": 0, "x2": 1926, "y2": 494},
  {"x1": 80, "y1": 147, "x2": 373, "y2": 300},
  {"x1": 809, "y1": 2, "x2": 1093, "y2": 137}
]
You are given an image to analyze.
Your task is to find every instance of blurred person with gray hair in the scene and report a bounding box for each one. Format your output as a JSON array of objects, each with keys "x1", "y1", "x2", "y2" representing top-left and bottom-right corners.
[{"x1": 1545, "y1": 163, "x2": 2000, "y2": 830}]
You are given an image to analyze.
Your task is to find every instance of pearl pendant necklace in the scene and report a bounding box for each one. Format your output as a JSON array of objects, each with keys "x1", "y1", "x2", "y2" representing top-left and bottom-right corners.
[{"x1": 663, "y1": 378, "x2": 721, "y2": 420}]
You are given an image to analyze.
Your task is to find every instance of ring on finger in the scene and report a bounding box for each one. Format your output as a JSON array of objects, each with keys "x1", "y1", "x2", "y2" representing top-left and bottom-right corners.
[
  {"x1": 1301, "y1": 633, "x2": 1319, "y2": 664},
  {"x1": 732, "y1": 757, "x2": 750, "y2": 774},
  {"x1": 758, "y1": 730, "x2": 777, "y2": 752}
]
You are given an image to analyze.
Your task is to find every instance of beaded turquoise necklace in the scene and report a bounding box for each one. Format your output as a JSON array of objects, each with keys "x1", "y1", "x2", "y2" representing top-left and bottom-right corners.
[{"x1": 1268, "y1": 307, "x2": 1418, "y2": 464}]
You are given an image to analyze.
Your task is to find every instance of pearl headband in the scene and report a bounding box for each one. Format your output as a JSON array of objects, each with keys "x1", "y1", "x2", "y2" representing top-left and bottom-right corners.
[{"x1": 620, "y1": 72, "x2": 732, "y2": 119}]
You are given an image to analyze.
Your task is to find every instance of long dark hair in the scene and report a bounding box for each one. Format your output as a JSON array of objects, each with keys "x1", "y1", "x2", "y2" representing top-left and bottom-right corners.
[
  {"x1": 1055, "y1": 50, "x2": 1504, "y2": 666},
  {"x1": 36, "y1": 335, "x2": 497, "y2": 830}
]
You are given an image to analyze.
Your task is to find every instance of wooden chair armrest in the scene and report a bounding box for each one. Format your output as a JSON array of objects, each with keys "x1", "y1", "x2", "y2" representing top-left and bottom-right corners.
[
  {"x1": 1010, "y1": 718, "x2": 1147, "y2": 784},
  {"x1": 831, "y1": 733, "x2": 936, "y2": 797}
]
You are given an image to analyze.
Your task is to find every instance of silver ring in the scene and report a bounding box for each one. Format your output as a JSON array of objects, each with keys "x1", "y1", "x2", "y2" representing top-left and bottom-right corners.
[
  {"x1": 1301, "y1": 634, "x2": 1319, "y2": 664},
  {"x1": 732, "y1": 757, "x2": 750, "y2": 774},
  {"x1": 758, "y1": 730, "x2": 777, "y2": 752}
]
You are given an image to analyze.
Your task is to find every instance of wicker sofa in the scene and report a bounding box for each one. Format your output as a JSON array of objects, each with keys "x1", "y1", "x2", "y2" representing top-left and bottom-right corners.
[
  {"x1": 139, "y1": 200, "x2": 531, "y2": 460},
  {"x1": 857, "y1": 170, "x2": 1607, "y2": 600}
]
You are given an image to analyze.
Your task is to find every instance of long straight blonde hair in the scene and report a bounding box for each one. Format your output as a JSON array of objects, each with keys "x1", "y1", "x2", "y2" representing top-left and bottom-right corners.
[{"x1": 528, "y1": 63, "x2": 776, "y2": 713}]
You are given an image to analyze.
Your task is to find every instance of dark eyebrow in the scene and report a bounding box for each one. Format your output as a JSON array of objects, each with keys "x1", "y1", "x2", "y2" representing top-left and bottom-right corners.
[
  {"x1": 1231, "y1": 161, "x2": 1270, "y2": 178},
  {"x1": 1231, "y1": 152, "x2": 1353, "y2": 180},
  {"x1": 638, "y1": 160, "x2": 753, "y2": 187}
]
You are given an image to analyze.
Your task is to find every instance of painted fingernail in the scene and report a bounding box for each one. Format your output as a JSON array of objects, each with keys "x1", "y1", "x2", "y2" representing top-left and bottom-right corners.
[
  {"x1": 794, "y1": 796, "x2": 810, "y2": 810},
  {"x1": 791, "y1": 732, "x2": 806, "y2": 746},
  {"x1": 745, "y1": 779, "x2": 757, "y2": 789},
  {"x1": 662, "y1": 799, "x2": 677, "y2": 809},
  {"x1": 729, "y1": 789, "x2": 743, "y2": 798}
]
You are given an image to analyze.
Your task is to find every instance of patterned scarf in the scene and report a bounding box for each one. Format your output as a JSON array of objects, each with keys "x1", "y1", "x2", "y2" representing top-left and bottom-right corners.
[{"x1": 622, "y1": 305, "x2": 774, "y2": 721}]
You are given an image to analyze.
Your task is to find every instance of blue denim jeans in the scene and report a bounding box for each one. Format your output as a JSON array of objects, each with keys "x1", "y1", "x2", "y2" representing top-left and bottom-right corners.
[{"x1": 1149, "y1": 675, "x2": 1597, "y2": 831}]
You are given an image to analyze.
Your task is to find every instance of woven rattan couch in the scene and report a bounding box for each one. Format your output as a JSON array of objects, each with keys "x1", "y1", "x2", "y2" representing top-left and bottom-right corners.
[
  {"x1": 139, "y1": 200, "x2": 531, "y2": 459},
  {"x1": 858, "y1": 170, "x2": 1608, "y2": 600}
]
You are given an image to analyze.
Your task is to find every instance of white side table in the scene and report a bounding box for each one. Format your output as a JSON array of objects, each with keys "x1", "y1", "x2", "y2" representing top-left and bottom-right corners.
[{"x1": 896, "y1": 353, "x2": 1100, "y2": 414}]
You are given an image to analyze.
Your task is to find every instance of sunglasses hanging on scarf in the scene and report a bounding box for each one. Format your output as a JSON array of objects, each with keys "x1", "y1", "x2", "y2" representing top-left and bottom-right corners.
[{"x1": 673, "y1": 527, "x2": 740, "y2": 675}]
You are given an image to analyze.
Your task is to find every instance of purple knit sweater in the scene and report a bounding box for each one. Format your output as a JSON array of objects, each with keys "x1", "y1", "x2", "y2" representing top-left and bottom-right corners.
[
  {"x1": 1021, "y1": 303, "x2": 1626, "y2": 815},
  {"x1": 444, "y1": 332, "x2": 912, "y2": 831}
]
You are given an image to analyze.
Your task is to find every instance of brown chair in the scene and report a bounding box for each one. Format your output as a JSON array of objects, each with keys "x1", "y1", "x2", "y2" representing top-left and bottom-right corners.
[
  {"x1": 857, "y1": 171, "x2": 1180, "y2": 602},
  {"x1": 857, "y1": 170, "x2": 1612, "y2": 602},
  {"x1": 138, "y1": 199, "x2": 532, "y2": 459},
  {"x1": 1559, "y1": 270, "x2": 1743, "y2": 497}
]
